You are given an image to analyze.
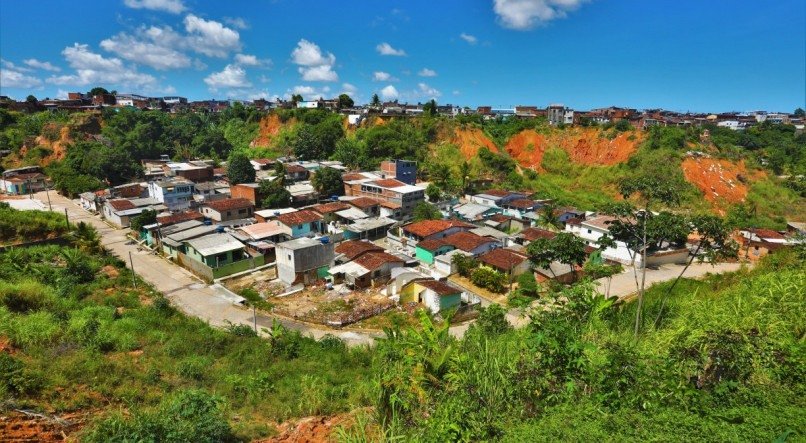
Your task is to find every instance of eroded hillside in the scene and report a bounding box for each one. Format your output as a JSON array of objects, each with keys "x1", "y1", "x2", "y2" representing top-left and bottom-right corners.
[{"x1": 504, "y1": 127, "x2": 641, "y2": 170}]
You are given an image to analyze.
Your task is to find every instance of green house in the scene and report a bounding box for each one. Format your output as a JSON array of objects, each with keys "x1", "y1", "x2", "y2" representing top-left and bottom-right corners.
[
  {"x1": 184, "y1": 233, "x2": 247, "y2": 268},
  {"x1": 415, "y1": 239, "x2": 455, "y2": 264}
]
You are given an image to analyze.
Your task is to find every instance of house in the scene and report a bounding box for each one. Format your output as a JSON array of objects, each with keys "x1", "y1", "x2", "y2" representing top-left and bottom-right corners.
[
  {"x1": 193, "y1": 182, "x2": 229, "y2": 202},
  {"x1": 335, "y1": 240, "x2": 384, "y2": 263},
  {"x1": 103, "y1": 197, "x2": 165, "y2": 228},
  {"x1": 230, "y1": 183, "x2": 264, "y2": 206},
  {"x1": 254, "y1": 207, "x2": 298, "y2": 223},
  {"x1": 346, "y1": 197, "x2": 381, "y2": 217},
  {"x1": 79, "y1": 191, "x2": 105, "y2": 212},
  {"x1": 786, "y1": 221, "x2": 805, "y2": 237},
  {"x1": 415, "y1": 231, "x2": 500, "y2": 264},
  {"x1": 546, "y1": 104, "x2": 574, "y2": 125},
  {"x1": 311, "y1": 201, "x2": 352, "y2": 223},
  {"x1": 478, "y1": 248, "x2": 531, "y2": 279},
  {"x1": 517, "y1": 227, "x2": 557, "y2": 245},
  {"x1": 287, "y1": 182, "x2": 318, "y2": 207},
  {"x1": 161, "y1": 224, "x2": 219, "y2": 258},
  {"x1": 276, "y1": 237, "x2": 335, "y2": 285},
  {"x1": 388, "y1": 219, "x2": 476, "y2": 255},
  {"x1": 451, "y1": 202, "x2": 501, "y2": 222},
  {"x1": 156, "y1": 210, "x2": 205, "y2": 225},
  {"x1": 200, "y1": 198, "x2": 254, "y2": 222},
  {"x1": 141, "y1": 219, "x2": 202, "y2": 247},
  {"x1": 147, "y1": 177, "x2": 195, "y2": 211},
  {"x1": 399, "y1": 279, "x2": 463, "y2": 314},
  {"x1": 0, "y1": 167, "x2": 49, "y2": 195},
  {"x1": 554, "y1": 207, "x2": 586, "y2": 224},
  {"x1": 236, "y1": 222, "x2": 291, "y2": 243},
  {"x1": 501, "y1": 199, "x2": 543, "y2": 215},
  {"x1": 737, "y1": 228, "x2": 790, "y2": 261},
  {"x1": 162, "y1": 161, "x2": 213, "y2": 182},
  {"x1": 380, "y1": 159, "x2": 417, "y2": 185},
  {"x1": 179, "y1": 233, "x2": 264, "y2": 281},
  {"x1": 534, "y1": 261, "x2": 580, "y2": 284},
  {"x1": 328, "y1": 251, "x2": 404, "y2": 288},
  {"x1": 468, "y1": 189, "x2": 530, "y2": 208},
  {"x1": 274, "y1": 210, "x2": 324, "y2": 238},
  {"x1": 343, "y1": 174, "x2": 425, "y2": 217},
  {"x1": 484, "y1": 214, "x2": 528, "y2": 233},
  {"x1": 284, "y1": 164, "x2": 310, "y2": 182},
  {"x1": 342, "y1": 217, "x2": 397, "y2": 240}
]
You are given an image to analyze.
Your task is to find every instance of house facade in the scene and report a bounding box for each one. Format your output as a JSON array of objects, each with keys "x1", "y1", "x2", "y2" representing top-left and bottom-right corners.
[
  {"x1": 200, "y1": 198, "x2": 254, "y2": 222},
  {"x1": 148, "y1": 178, "x2": 195, "y2": 211},
  {"x1": 276, "y1": 237, "x2": 335, "y2": 285}
]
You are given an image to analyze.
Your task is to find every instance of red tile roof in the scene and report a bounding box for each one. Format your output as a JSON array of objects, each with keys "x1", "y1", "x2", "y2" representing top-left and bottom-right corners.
[
  {"x1": 205, "y1": 198, "x2": 254, "y2": 212},
  {"x1": 349, "y1": 197, "x2": 382, "y2": 208},
  {"x1": 749, "y1": 228, "x2": 785, "y2": 240},
  {"x1": 483, "y1": 189, "x2": 510, "y2": 197},
  {"x1": 490, "y1": 214, "x2": 515, "y2": 223},
  {"x1": 335, "y1": 240, "x2": 384, "y2": 260},
  {"x1": 416, "y1": 279, "x2": 461, "y2": 296},
  {"x1": 507, "y1": 199, "x2": 539, "y2": 209},
  {"x1": 478, "y1": 248, "x2": 529, "y2": 271},
  {"x1": 311, "y1": 201, "x2": 351, "y2": 214},
  {"x1": 443, "y1": 231, "x2": 496, "y2": 252},
  {"x1": 276, "y1": 209, "x2": 323, "y2": 226},
  {"x1": 156, "y1": 211, "x2": 205, "y2": 225},
  {"x1": 342, "y1": 172, "x2": 367, "y2": 181},
  {"x1": 108, "y1": 199, "x2": 135, "y2": 211},
  {"x1": 371, "y1": 178, "x2": 406, "y2": 188},
  {"x1": 253, "y1": 158, "x2": 272, "y2": 165},
  {"x1": 520, "y1": 227, "x2": 557, "y2": 242},
  {"x1": 213, "y1": 167, "x2": 227, "y2": 175},
  {"x1": 417, "y1": 238, "x2": 449, "y2": 251},
  {"x1": 379, "y1": 200, "x2": 401, "y2": 209},
  {"x1": 403, "y1": 220, "x2": 475, "y2": 238},
  {"x1": 353, "y1": 251, "x2": 404, "y2": 271},
  {"x1": 285, "y1": 164, "x2": 308, "y2": 174}
]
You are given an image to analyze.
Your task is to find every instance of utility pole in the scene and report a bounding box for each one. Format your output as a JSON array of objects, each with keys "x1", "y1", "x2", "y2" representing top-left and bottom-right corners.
[
  {"x1": 45, "y1": 185, "x2": 52, "y2": 211},
  {"x1": 64, "y1": 208, "x2": 70, "y2": 230},
  {"x1": 129, "y1": 251, "x2": 137, "y2": 289},
  {"x1": 253, "y1": 303, "x2": 258, "y2": 334}
]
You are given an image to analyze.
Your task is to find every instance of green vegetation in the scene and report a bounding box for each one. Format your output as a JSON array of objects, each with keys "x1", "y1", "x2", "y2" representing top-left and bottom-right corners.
[{"x1": 0, "y1": 201, "x2": 68, "y2": 243}]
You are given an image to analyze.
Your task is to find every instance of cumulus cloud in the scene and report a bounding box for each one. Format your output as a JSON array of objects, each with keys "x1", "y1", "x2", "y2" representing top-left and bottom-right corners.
[
  {"x1": 234, "y1": 53, "x2": 270, "y2": 67},
  {"x1": 184, "y1": 14, "x2": 241, "y2": 58},
  {"x1": 223, "y1": 17, "x2": 249, "y2": 30},
  {"x1": 204, "y1": 64, "x2": 252, "y2": 90},
  {"x1": 493, "y1": 0, "x2": 586, "y2": 30},
  {"x1": 372, "y1": 71, "x2": 396, "y2": 82},
  {"x1": 100, "y1": 28, "x2": 191, "y2": 70},
  {"x1": 287, "y1": 85, "x2": 331, "y2": 100},
  {"x1": 452, "y1": 90, "x2": 460, "y2": 96},
  {"x1": 380, "y1": 85, "x2": 399, "y2": 100},
  {"x1": 417, "y1": 82, "x2": 441, "y2": 99},
  {"x1": 341, "y1": 83, "x2": 358, "y2": 96},
  {"x1": 123, "y1": 0, "x2": 186, "y2": 14},
  {"x1": 47, "y1": 43, "x2": 157, "y2": 89},
  {"x1": 1, "y1": 59, "x2": 32, "y2": 72},
  {"x1": 291, "y1": 39, "x2": 338, "y2": 82},
  {"x1": 459, "y1": 33, "x2": 478, "y2": 44},
  {"x1": 0, "y1": 68, "x2": 43, "y2": 88},
  {"x1": 418, "y1": 68, "x2": 437, "y2": 77},
  {"x1": 23, "y1": 59, "x2": 61, "y2": 72},
  {"x1": 376, "y1": 42, "x2": 406, "y2": 56}
]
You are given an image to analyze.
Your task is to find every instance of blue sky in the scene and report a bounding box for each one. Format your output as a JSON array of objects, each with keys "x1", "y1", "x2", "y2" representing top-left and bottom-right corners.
[{"x1": 1, "y1": 0, "x2": 804, "y2": 112}]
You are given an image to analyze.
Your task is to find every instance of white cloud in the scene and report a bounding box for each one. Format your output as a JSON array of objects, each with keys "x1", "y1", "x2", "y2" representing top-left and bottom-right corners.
[
  {"x1": 0, "y1": 68, "x2": 42, "y2": 88},
  {"x1": 291, "y1": 39, "x2": 338, "y2": 82},
  {"x1": 259, "y1": 74, "x2": 270, "y2": 83},
  {"x1": 204, "y1": 64, "x2": 251, "y2": 90},
  {"x1": 417, "y1": 82, "x2": 441, "y2": 99},
  {"x1": 493, "y1": 0, "x2": 586, "y2": 30},
  {"x1": 23, "y1": 59, "x2": 61, "y2": 72},
  {"x1": 234, "y1": 53, "x2": 270, "y2": 67},
  {"x1": 299, "y1": 65, "x2": 338, "y2": 82},
  {"x1": 184, "y1": 14, "x2": 241, "y2": 58},
  {"x1": 100, "y1": 28, "x2": 191, "y2": 70},
  {"x1": 376, "y1": 42, "x2": 406, "y2": 56},
  {"x1": 47, "y1": 43, "x2": 157, "y2": 89},
  {"x1": 418, "y1": 68, "x2": 437, "y2": 77},
  {"x1": 452, "y1": 90, "x2": 460, "y2": 95},
  {"x1": 459, "y1": 33, "x2": 478, "y2": 44},
  {"x1": 123, "y1": 0, "x2": 186, "y2": 14},
  {"x1": 223, "y1": 17, "x2": 249, "y2": 30},
  {"x1": 380, "y1": 85, "x2": 399, "y2": 100},
  {"x1": 286, "y1": 85, "x2": 331, "y2": 100},
  {"x1": 372, "y1": 71, "x2": 396, "y2": 82},
  {"x1": 1, "y1": 59, "x2": 32, "y2": 73},
  {"x1": 341, "y1": 83, "x2": 357, "y2": 96},
  {"x1": 56, "y1": 89, "x2": 69, "y2": 99}
]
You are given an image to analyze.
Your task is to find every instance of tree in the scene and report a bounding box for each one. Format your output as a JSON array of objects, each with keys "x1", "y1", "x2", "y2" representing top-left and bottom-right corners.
[
  {"x1": 452, "y1": 253, "x2": 479, "y2": 277},
  {"x1": 371, "y1": 93, "x2": 381, "y2": 108},
  {"x1": 291, "y1": 94, "x2": 303, "y2": 104},
  {"x1": 88, "y1": 87, "x2": 110, "y2": 96},
  {"x1": 526, "y1": 232, "x2": 586, "y2": 279},
  {"x1": 25, "y1": 95, "x2": 37, "y2": 104},
  {"x1": 413, "y1": 202, "x2": 442, "y2": 221},
  {"x1": 423, "y1": 99, "x2": 437, "y2": 117},
  {"x1": 426, "y1": 183, "x2": 441, "y2": 202},
  {"x1": 311, "y1": 167, "x2": 344, "y2": 197},
  {"x1": 260, "y1": 181, "x2": 292, "y2": 209},
  {"x1": 331, "y1": 138, "x2": 370, "y2": 170},
  {"x1": 794, "y1": 108, "x2": 805, "y2": 117},
  {"x1": 130, "y1": 209, "x2": 157, "y2": 233},
  {"x1": 539, "y1": 204, "x2": 562, "y2": 229},
  {"x1": 337, "y1": 94, "x2": 354, "y2": 109},
  {"x1": 227, "y1": 151, "x2": 255, "y2": 185},
  {"x1": 517, "y1": 272, "x2": 538, "y2": 298}
]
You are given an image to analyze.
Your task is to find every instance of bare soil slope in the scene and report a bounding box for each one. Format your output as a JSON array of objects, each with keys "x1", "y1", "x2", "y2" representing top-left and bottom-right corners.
[
  {"x1": 504, "y1": 128, "x2": 642, "y2": 170},
  {"x1": 682, "y1": 157, "x2": 765, "y2": 209}
]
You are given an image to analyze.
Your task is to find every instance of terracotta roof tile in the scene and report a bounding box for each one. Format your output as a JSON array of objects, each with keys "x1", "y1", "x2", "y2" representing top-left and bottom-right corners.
[
  {"x1": 285, "y1": 164, "x2": 308, "y2": 174},
  {"x1": 416, "y1": 279, "x2": 461, "y2": 296},
  {"x1": 342, "y1": 172, "x2": 367, "y2": 181},
  {"x1": 490, "y1": 214, "x2": 515, "y2": 223},
  {"x1": 371, "y1": 178, "x2": 406, "y2": 188},
  {"x1": 349, "y1": 197, "x2": 382, "y2": 208},
  {"x1": 335, "y1": 240, "x2": 384, "y2": 260},
  {"x1": 520, "y1": 227, "x2": 557, "y2": 242},
  {"x1": 205, "y1": 198, "x2": 254, "y2": 212},
  {"x1": 276, "y1": 209, "x2": 323, "y2": 226},
  {"x1": 749, "y1": 228, "x2": 785, "y2": 240},
  {"x1": 379, "y1": 200, "x2": 401, "y2": 209},
  {"x1": 478, "y1": 248, "x2": 528, "y2": 271},
  {"x1": 108, "y1": 199, "x2": 136, "y2": 211},
  {"x1": 156, "y1": 211, "x2": 205, "y2": 225},
  {"x1": 353, "y1": 251, "x2": 404, "y2": 271},
  {"x1": 311, "y1": 201, "x2": 351, "y2": 214},
  {"x1": 417, "y1": 238, "x2": 449, "y2": 251},
  {"x1": 442, "y1": 231, "x2": 496, "y2": 252},
  {"x1": 482, "y1": 189, "x2": 510, "y2": 197},
  {"x1": 403, "y1": 220, "x2": 475, "y2": 238}
]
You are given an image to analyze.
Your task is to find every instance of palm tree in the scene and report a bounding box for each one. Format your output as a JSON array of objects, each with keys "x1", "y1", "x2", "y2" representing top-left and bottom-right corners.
[{"x1": 73, "y1": 222, "x2": 102, "y2": 254}]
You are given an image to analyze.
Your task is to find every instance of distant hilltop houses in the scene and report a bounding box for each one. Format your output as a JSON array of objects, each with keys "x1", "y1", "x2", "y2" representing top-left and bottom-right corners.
[{"x1": 0, "y1": 93, "x2": 802, "y2": 131}]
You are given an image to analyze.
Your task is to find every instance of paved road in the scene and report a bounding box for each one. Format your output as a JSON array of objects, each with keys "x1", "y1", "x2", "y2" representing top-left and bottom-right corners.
[
  {"x1": 33, "y1": 192, "x2": 381, "y2": 347},
  {"x1": 594, "y1": 261, "x2": 748, "y2": 299}
]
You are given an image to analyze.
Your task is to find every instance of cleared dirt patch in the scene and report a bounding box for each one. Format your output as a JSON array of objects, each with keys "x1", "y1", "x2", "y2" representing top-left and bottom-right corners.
[
  {"x1": 453, "y1": 127, "x2": 498, "y2": 159},
  {"x1": 0, "y1": 410, "x2": 90, "y2": 442},
  {"x1": 252, "y1": 114, "x2": 294, "y2": 148},
  {"x1": 504, "y1": 128, "x2": 642, "y2": 171},
  {"x1": 681, "y1": 157, "x2": 765, "y2": 210}
]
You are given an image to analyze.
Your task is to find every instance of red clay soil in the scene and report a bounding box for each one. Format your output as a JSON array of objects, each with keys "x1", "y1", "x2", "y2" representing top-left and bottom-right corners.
[
  {"x1": 504, "y1": 128, "x2": 642, "y2": 171},
  {"x1": 452, "y1": 127, "x2": 498, "y2": 159},
  {"x1": 252, "y1": 114, "x2": 293, "y2": 148},
  {"x1": 681, "y1": 157, "x2": 765, "y2": 208},
  {"x1": 0, "y1": 411, "x2": 89, "y2": 442},
  {"x1": 256, "y1": 413, "x2": 357, "y2": 443}
]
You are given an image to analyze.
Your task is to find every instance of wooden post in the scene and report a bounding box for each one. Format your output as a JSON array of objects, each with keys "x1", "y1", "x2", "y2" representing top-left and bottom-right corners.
[
  {"x1": 64, "y1": 208, "x2": 70, "y2": 229},
  {"x1": 129, "y1": 251, "x2": 137, "y2": 289}
]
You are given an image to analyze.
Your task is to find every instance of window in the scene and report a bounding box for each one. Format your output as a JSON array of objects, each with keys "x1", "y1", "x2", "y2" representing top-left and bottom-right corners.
[
  {"x1": 287, "y1": 254, "x2": 291, "y2": 260},
  {"x1": 587, "y1": 229, "x2": 592, "y2": 234}
]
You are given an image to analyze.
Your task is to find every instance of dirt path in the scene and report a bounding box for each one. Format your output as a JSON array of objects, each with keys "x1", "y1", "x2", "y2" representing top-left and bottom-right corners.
[{"x1": 594, "y1": 261, "x2": 749, "y2": 299}]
